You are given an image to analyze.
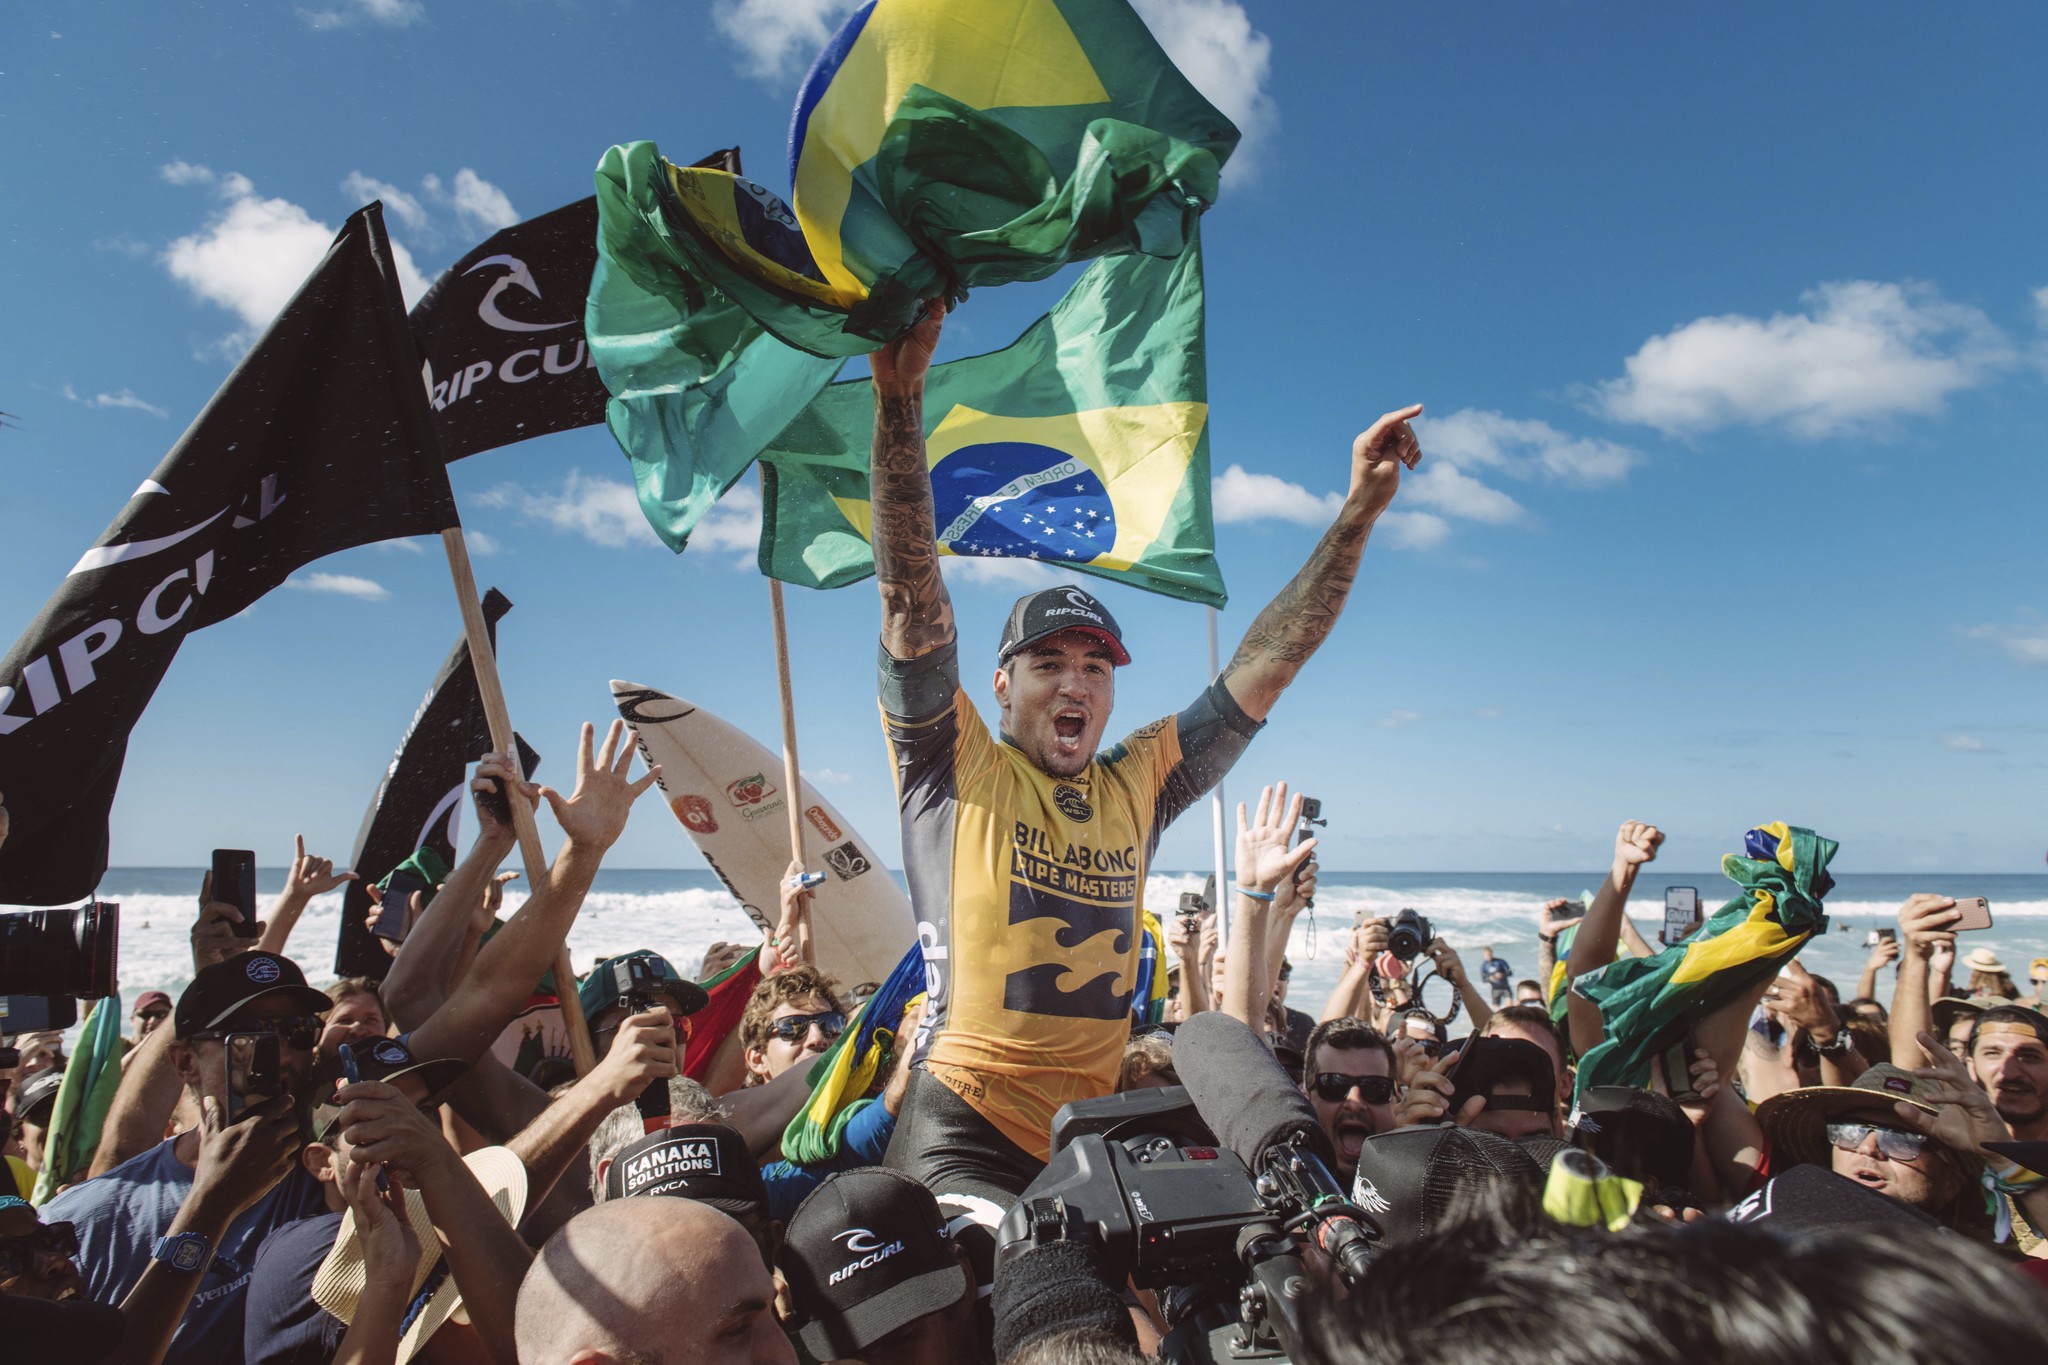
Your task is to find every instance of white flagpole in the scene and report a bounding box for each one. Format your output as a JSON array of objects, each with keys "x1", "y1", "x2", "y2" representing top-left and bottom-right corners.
[{"x1": 1207, "y1": 606, "x2": 1228, "y2": 942}]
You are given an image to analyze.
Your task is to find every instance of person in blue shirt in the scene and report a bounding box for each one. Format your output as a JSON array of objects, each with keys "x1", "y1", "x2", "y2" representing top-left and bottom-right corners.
[{"x1": 1481, "y1": 945, "x2": 1515, "y2": 1009}]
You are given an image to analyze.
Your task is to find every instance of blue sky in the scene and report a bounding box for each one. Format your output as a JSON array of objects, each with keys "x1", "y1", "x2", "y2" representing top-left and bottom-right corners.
[{"x1": 3, "y1": 1, "x2": 2044, "y2": 880}]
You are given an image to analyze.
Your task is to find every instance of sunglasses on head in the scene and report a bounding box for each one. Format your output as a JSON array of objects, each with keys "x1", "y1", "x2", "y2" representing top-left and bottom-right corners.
[
  {"x1": 1827, "y1": 1121, "x2": 1929, "y2": 1163},
  {"x1": 0, "y1": 1221, "x2": 77, "y2": 1278},
  {"x1": 767, "y1": 1010, "x2": 846, "y2": 1045},
  {"x1": 1309, "y1": 1072, "x2": 1397, "y2": 1105},
  {"x1": 191, "y1": 1014, "x2": 323, "y2": 1050}
]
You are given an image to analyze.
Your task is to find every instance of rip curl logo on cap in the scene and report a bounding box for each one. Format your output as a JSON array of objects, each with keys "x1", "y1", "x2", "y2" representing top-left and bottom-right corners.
[
  {"x1": 373, "y1": 1041, "x2": 408, "y2": 1065},
  {"x1": 833, "y1": 1228, "x2": 888, "y2": 1254},
  {"x1": 244, "y1": 957, "x2": 282, "y2": 984},
  {"x1": 827, "y1": 1227, "x2": 908, "y2": 1286}
]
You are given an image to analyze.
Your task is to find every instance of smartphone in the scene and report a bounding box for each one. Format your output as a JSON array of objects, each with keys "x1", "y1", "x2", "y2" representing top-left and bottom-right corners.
[
  {"x1": 1951, "y1": 897, "x2": 1993, "y2": 932},
  {"x1": 1662, "y1": 887, "x2": 1700, "y2": 946},
  {"x1": 212, "y1": 848, "x2": 259, "y2": 939},
  {"x1": 1862, "y1": 927, "x2": 1897, "y2": 948},
  {"x1": 372, "y1": 869, "x2": 431, "y2": 942},
  {"x1": 1662, "y1": 1033, "x2": 1701, "y2": 1104},
  {"x1": 225, "y1": 1031, "x2": 282, "y2": 1123}
]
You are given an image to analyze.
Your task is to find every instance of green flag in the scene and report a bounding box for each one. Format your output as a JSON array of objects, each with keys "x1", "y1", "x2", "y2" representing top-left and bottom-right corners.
[
  {"x1": 758, "y1": 235, "x2": 1222, "y2": 606},
  {"x1": 1572, "y1": 822, "x2": 1837, "y2": 1101}
]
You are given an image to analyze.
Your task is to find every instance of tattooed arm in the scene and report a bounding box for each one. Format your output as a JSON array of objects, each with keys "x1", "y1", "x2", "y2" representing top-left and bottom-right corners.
[
  {"x1": 1221, "y1": 405, "x2": 1424, "y2": 720},
  {"x1": 870, "y1": 302, "x2": 956, "y2": 660}
]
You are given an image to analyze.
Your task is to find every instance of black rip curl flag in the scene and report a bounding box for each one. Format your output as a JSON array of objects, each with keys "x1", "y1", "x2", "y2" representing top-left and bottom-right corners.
[
  {"x1": 0, "y1": 203, "x2": 458, "y2": 905},
  {"x1": 334, "y1": 586, "x2": 538, "y2": 980},
  {"x1": 410, "y1": 146, "x2": 741, "y2": 462}
]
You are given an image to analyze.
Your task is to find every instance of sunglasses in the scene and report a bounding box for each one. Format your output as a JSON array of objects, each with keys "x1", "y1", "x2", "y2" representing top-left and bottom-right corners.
[
  {"x1": 0, "y1": 1221, "x2": 77, "y2": 1278},
  {"x1": 767, "y1": 1010, "x2": 846, "y2": 1045},
  {"x1": 1309, "y1": 1072, "x2": 1397, "y2": 1105},
  {"x1": 1827, "y1": 1121, "x2": 1929, "y2": 1163},
  {"x1": 190, "y1": 1014, "x2": 323, "y2": 1051}
]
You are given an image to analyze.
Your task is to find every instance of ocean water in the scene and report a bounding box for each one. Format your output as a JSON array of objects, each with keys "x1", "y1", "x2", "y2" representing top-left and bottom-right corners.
[{"x1": 40, "y1": 868, "x2": 2048, "y2": 1022}]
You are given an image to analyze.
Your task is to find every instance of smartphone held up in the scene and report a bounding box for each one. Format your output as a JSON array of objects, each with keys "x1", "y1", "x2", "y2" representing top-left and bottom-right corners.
[{"x1": 212, "y1": 848, "x2": 259, "y2": 940}]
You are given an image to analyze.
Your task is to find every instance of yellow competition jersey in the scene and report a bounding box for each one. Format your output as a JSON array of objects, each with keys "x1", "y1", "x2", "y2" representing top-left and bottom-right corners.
[{"x1": 880, "y1": 640, "x2": 1260, "y2": 1159}]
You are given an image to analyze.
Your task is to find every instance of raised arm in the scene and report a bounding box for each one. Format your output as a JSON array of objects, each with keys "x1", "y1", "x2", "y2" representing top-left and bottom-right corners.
[
  {"x1": 870, "y1": 303, "x2": 955, "y2": 661},
  {"x1": 255, "y1": 834, "x2": 357, "y2": 957},
  {"x1": 1220, "y1": 405, "x2": 1422, "y2": 721},
  {"x1": 1566, "y1": 820, "x2": 1663, "y2": 1057},
  {"x1": 1222, "y1": 785, "x2": 1317, "y2": 1030},
  {"x1": 1888, "y1": 895, "x2": 1960, "y2": 1067}
]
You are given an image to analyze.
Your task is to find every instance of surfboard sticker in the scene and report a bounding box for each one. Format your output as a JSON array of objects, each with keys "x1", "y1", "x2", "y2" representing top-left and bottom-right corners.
[{"x1": 611, "y1": 679, "x2": 913, "y2": 985}]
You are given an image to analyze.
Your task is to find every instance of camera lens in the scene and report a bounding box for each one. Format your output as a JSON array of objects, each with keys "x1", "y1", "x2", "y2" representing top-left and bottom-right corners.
[{"x1": 0, "y1": 901, "x2": 120, "y2": 999}]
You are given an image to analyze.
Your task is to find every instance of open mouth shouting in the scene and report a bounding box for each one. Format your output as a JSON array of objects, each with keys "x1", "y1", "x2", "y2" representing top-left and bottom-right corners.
[
  {"x1": 1051, "y1": 706, "x2": 1089, "y2": 754},
  {"x1": 1336, "y1": 1114, "x2": 1374, "y2": 1164}
]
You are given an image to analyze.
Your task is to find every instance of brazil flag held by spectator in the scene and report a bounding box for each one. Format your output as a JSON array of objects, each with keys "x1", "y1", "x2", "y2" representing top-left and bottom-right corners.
[
  {"x1": 758, "y1": 235, "x2": 1223, "y2": 607},
  {"x1": 1572, "y1": 822, "x2": 1839, "y2": 1099}
]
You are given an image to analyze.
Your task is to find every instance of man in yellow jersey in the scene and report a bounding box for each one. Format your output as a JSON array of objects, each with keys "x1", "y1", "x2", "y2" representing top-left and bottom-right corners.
[{"x1": 866, "y1": 301, "x2": 1425, "y2": 1232}]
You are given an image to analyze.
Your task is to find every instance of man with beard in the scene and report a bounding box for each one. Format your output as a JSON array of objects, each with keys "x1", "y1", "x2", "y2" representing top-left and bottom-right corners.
[
  {"x1": 1967, "y1": 1004, "x2": 2048, "y2": 1249},
  {"x1": 864, "y1": 299, "x2": 1426, "y2": 1224},
  {"x1": 1300, "y1": 1019, "x2": 1398, "y2": 1187}
]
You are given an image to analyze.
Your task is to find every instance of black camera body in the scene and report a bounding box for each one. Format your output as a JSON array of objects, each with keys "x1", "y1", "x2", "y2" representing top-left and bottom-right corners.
[
  {"x1": 610, "y1": 955, "x2": 675, "y2": 1013},
  {"x1": 998, "y1": 1087, "x2": 1376, "y2": 1364},
  {"x1": 0, "y1": 901, "x2": 120, "y2": 1033},
  {"x1": 1386, "y1": 907, "x2": 1433, "y2": 962}
]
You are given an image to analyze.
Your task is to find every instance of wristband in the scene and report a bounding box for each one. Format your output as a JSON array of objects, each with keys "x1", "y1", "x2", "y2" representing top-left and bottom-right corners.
[
  {"x1": 1810, "y1": 1029, "x2": 1855, "y2": 1057},
  {"x1": 152, "y1": 1232, "x2": 212, "y2": 1275},
  {"x1": 1236, "y1": 886, "x2": 1276, "y2": 903}
]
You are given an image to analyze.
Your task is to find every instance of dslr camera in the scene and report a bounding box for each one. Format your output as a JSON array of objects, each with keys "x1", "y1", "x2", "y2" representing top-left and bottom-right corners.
[
  {"x1": 0, "y1": 901, "x2": 120, "y2": 1032},
  {"x1": 1386, "y1": 907, "x2": 1433, "y2": 963}
]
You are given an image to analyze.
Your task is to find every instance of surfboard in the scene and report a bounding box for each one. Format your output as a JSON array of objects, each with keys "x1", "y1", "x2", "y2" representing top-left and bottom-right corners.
[{"x1": 611, "y1": 680, "x2": 914, "y2": 987}]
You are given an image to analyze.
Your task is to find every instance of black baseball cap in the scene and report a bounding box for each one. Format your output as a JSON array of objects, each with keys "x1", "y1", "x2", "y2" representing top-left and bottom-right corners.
[
  {"x1": 576, "y1": 950, "x2": 711, "y2": 1023},
  {"x1": 781, "y1": 1168, "x2": 968, "y2": 1360},
  {"x1": 174, "y1": 952, "x2": 331, "y2": 1039},
  {"x1": 15, "y1": 1068, "x2": 64, "y2": 1126},
  {"x1": 311, "y1": 1037, "x2": 469, "y2": 1140},
  {"x1": 1349, "y1": 1126, "x2": 1545, "y2": 1243},
  {"x1": 1723, "y1": 1163, "x2": 1941, "y2": 1234},
  {"x1": 1570, "y1": 1086, "x2": 1695, "y2": 1192},
  {"x1": 997, "y1": 587, "x2": 1130, "y2": 666},
  {"x1": 603, "y1": 1123, "x2": 768, "y2": 1214}
]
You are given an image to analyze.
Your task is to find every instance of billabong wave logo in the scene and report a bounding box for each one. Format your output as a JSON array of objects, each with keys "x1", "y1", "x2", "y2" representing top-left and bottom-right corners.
[{"x1": 465, "y1": 255, "x2": 573, "y2": 333}]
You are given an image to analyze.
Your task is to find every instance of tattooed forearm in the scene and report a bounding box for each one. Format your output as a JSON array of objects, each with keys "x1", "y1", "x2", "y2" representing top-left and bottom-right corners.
[
  {"x1": 1221, "y1": 512, "x2": 1369, "y2": 716},
  {"x1": 872, "y1": 391, "x2": 956, "y2": 658}
]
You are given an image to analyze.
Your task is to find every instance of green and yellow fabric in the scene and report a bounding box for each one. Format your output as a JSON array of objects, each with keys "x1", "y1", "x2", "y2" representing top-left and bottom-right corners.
[
  {"x1": 760, "y1": 236, "x2": 1223, "y2": 605},
  {"x1": 1572, "y1": 823, "x2": 1838, "y2": 1100},
  {"x1": 781, "y1": 942, "x2": 926, "y2": 1166},
  {"x1": 32, "y1": 995, "x2": 126, "y2": 1204}
]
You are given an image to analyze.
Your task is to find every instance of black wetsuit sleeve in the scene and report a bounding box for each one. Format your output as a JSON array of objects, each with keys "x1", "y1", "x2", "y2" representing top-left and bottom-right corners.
[
  {"x1": 1151, "y1": 678, "x2": 1264, "y2": 843},
  {"x1": 879, "y1": 638, "x2": 961, "y2": 723}
]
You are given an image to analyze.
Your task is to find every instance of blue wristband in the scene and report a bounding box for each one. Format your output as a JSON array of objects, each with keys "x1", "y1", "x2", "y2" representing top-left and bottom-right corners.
[{"x1": 1236, "y1": 886, "x2": 1276, "y2": 903}]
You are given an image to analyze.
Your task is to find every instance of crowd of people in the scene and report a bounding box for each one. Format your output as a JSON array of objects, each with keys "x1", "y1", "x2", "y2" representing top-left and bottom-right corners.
[{"x1": 3, "y1": 306, "x2": 2047, "y2": 1364}]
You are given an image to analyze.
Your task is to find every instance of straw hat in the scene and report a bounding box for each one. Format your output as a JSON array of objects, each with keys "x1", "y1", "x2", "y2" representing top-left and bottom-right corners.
[
  {"x1": 1964, "y1": 947, "x2": 2007, "y2": 974},
  {"x1": 312, "y1": 1146, "x2": 527, "y2": 1362},
  {"x1": 1754, "y1": 1064, "x2": 1953, "y2": 1169}
]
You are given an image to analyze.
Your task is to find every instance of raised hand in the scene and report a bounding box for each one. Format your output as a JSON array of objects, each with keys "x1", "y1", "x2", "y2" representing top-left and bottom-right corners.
[
  {"x1": 333, "y1": 1080, "x2": 457, "y2": 1187},
  {"x1": 589, "y1": 1006, "x2": 681, "y2": 1108},
  {"x1": 1897, "y1": 894, "x2": 1960, "y2": 957},
  {"x1": 1614, "y1": 820, "x2": 1664, "y2": 875},
  {"x1": 540, "y1": 721, "x2": 661, "y2": 852},
  {"x1": 1763, "y1": 959, "x2": 1840, "y2": 1037},
  {"x1": 1393, "y1": 1048, "x2": 1482, "y2": 1129},
  {"x1": 1236, "y1": 783, "x2": 1319, "y2": 896},
  {"x1": 285, "y1": 834, "x2": 357, "y2": 899},
  {"x1": 336, "y1": 1148, "x2": 422, "y2": 1289},
  {"x1": 769, "y1": 858, "x2": 816, "y2": 971},
  {"x1": 1893, "y1": 1031, "x2": 2014, "y2": 1158},
  {"x1": 870, "y1": 298, "x2": 946, "y2": 392},
  {"x1": 480, "y1": 870, "x2": 519, "y2": 927},
  {"x1": 187, "y1": 1093, "x2": 300, "y2": 1225},
  {"x1": 1349, "y1": 404, "x2": 1424, "y2": 519},
  {"x1": 1425, "y1": 937, "x2": 1468, "y2": 985},
  {"x1": 191, "y1": 870, "x2": 253, "y2": 971},
  {"x1": 1863, "y1": 935, "x2": 1902, "y2": 973},
  {"x1": 473, "y1": 751, "x2": 539, "y2": 846}
]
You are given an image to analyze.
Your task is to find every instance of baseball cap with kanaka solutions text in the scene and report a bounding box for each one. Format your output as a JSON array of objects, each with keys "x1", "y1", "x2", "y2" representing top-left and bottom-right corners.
[
  {"x1": 603, "y1": 1124, "x2": 768, "y2": 1214},
  {"x1": 781, "y1": 1168, "x2": 970, "y2": 1360},
  {"x1": 173, "y1": 952, "x2": 331, "y2": 1039},
  {"x1": 998, "y1": 587, "x2": 1130, "y2": 667}
]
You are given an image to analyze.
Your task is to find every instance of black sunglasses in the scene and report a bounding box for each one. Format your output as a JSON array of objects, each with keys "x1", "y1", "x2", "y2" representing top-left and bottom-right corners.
[
  {"x1": 190, "y1": 1014, "x2": 323, "y2": 1051},
  {"x1": 767, "y1": 1010, "x2": 846, "y2": 1045},
  {"x1": 0, "y1": 1221, "x2": 78, "y2": 1278},
  {"x1": 1309, "y1": 1072, "x2": 1397, "y2": 1105}
]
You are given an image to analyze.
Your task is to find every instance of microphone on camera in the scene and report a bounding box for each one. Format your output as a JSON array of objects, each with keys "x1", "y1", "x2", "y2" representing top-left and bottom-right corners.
[{"x1": 1174, "y1": 1010, "x2": 1336, "y2": 1171}]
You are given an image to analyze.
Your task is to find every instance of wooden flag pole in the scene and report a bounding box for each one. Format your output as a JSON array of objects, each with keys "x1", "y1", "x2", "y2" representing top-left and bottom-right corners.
[
  {"x1": 441, "y1": 526, "x2": 598, "y2": 1076},
  {"x1": 768, "y1": 577, "x2": 806, "y2": 871}
]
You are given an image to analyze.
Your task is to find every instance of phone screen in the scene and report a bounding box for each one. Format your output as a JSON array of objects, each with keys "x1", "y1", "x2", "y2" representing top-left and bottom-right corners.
[
  {"x1": 226, "y1": 1032, "x2": 281, "y2": 1123},
  {"x1": 1662, "y1": 887, "x2": 1701, "y2": 945},
  {"x1": 212, "y1": 849, "x2": 259, "y2": 939}
]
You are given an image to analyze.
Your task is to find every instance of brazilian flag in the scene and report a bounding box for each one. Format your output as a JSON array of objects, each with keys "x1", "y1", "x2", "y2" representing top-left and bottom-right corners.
[
  {"x1": 759, "y1": 235, "x2": 1223, "y2": 606},
  {"x1": 620, "y1": 0, "x2": 1236, "y2": 360},
  {"x1": 781, "y1": 942, "x2": 925, "y2": 1166},
  {"x1": 1572, "y1": 823, "x2": 1838, "y2": 1100}
]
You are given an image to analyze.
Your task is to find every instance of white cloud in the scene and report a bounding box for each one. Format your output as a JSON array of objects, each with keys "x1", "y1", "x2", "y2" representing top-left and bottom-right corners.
[
  {"x1": 448, "y1": 168, "x2": 517, "y2": 233},
  {"x1": 340, "y1": 172, "x2": 428, "y2": 231},
  {"x1": 713, "y1": 0, "x2": 859, "y2": 82},
  {"x1": 373, "y1": 537, "x2": 426, "y2": 555},
  {"x1": 804, "y1": 768, "x2": 854, "y2": 785},
  {"x1": 940, "y1": 556, "x2": 1068, "y2": 588},
  {"x1": 161, "y1": 163, "x2": 429, "y2": 352},
  {"x1": 1132, "y1": 0, "x2": 1277, "y2": 176},
  {"x1": 1420, "y1": 409, "x2": 1640, "y2": 487},
  {"x1": 285, "y1": 572, "x2": 389, "y2": 600},
  {"x1": 464, "y1": 529, "x2": 501, "y2": 556},
  {"x1": 299, "y1": 0, "x2": 423, "y2": 31},
  {"x1": 1961, "y1": 613, "x2": 2048, "y2": 666},
  {"x1": 1592, "y1": 281, "x2": 2014, "y2": 437},
  {"x1": 1401, "y1": 461, "x2": 1523, "y2": 524},
  {"x1": 1942, "y1": 733, "x2": 1996, "y2": 754},
  {"x1": 61, "y1": 384, "x2": 167, "y2": 418},
  {"x1": 1211, "y1": 465, "x2": 1341, "y2": 526},
  {"x1": 1376, "y1": 709, "x2": 1422, "y2": 729},
  {"x1": 1377, "y1": 510, "x2": 1450, "y2": 551},
  {"x1": 480, "y1": 472, "x2": 759, "y2": 559}
]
